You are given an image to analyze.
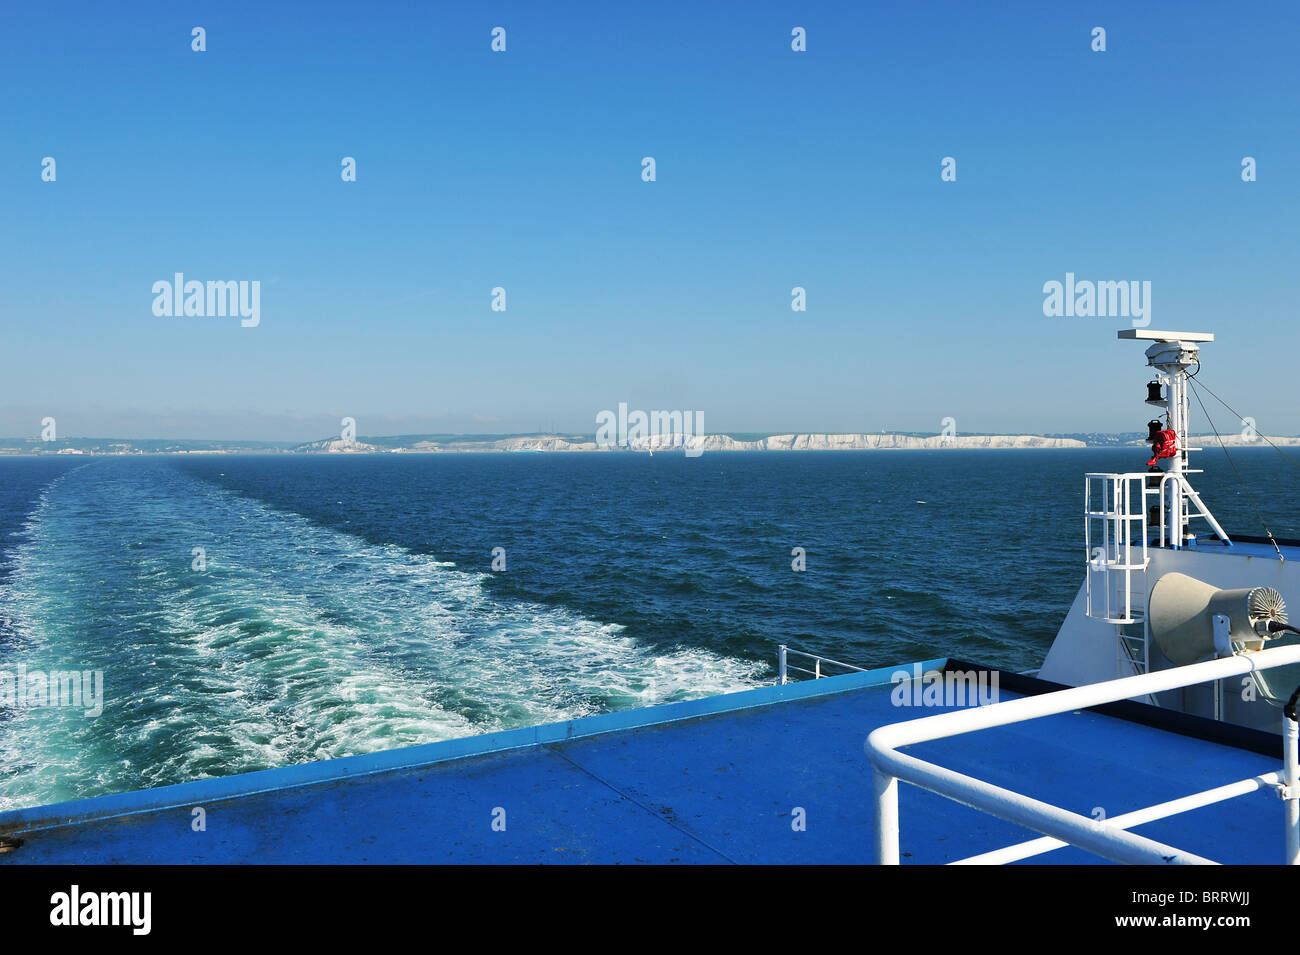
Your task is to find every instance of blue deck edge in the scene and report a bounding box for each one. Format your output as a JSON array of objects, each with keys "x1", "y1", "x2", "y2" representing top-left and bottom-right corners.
[{"x1": 0, "y1": 656, "x2": 949, "y2": 838}]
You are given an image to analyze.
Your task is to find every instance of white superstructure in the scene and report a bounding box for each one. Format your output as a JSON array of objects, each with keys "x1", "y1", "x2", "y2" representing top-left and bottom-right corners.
[{"x1": 1041, "y1": 330, "x2": 1300, "y2": 731}]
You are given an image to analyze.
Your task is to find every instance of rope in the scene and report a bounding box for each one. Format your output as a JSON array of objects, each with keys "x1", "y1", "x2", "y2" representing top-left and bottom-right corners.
[
  {"x1": 1187, "y1": 378, "x2": 1283, "y2": 562},
  {"x1": 1192, "y1": 375, "x2": 1300, "y2": 473}
]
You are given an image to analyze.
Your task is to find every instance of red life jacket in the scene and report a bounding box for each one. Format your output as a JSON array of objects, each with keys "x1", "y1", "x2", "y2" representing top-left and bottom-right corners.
[{"x1": 1147, "y1": 429, "x2": 1177, "y2": 467}]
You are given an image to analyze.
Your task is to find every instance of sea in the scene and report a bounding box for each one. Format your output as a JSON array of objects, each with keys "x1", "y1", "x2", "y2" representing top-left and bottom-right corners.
[{"x1": 4, "y1": 447, "x2": 1300, "y2": 811}]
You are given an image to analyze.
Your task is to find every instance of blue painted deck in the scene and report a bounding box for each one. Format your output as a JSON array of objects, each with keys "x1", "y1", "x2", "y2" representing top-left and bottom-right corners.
[{"x1": 0, "y1": 659, "x2": 1286, "y2": 864}]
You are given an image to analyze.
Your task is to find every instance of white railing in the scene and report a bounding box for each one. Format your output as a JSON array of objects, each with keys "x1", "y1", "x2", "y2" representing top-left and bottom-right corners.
[
  {"x1": 1084, "y1": 470, "x2": 1233, "y2": 627},
  {"x1": 1155, "y1": 470, "x2": 1231, "y2": 549},
  {"x1": 865, "y1": 644, "x2": 1300, "y2": 865},
  {"x1": 1084, "y1": 473, "x2": 1149, "y2": 624},
  {"x1": 777, "y1": 645, "x2": 867, "y2": 684}
]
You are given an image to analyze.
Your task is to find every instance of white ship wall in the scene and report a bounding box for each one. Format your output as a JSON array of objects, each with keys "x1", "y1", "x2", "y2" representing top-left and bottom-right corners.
[{"x1": 1040, "y1": 544, "x2": 1300, "y2": 732}]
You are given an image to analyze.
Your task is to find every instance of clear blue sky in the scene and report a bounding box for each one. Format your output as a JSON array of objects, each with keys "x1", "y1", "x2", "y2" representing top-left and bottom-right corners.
[{"x1": 1, "y1": 0, "x2": 1297, "y2": 441}]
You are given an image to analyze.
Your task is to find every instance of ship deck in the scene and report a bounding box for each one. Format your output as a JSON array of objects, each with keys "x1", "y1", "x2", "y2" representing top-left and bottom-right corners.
[{"x1": 0, "y1": 660, "x2": 1287, "y2": 864}]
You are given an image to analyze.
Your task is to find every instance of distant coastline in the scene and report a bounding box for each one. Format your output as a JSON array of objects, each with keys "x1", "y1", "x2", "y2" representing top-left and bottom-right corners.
[
  {"x1": 3, "y1": 432, "x2": 1298, "y2": 456},
  {"x1": 305, "y1": 433, "x2": 1091, "y2": 454}
]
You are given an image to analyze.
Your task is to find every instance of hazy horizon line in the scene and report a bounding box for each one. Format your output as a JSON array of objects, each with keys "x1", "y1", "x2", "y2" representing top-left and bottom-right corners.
[{"x1": 0, "y1": 428, "x2": 1167, "y2": 445}]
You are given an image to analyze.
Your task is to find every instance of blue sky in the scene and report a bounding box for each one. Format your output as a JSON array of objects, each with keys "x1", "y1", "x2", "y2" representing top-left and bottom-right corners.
[{"x1": 1, "y1": 0, "x2": 1297, "y2": 441}]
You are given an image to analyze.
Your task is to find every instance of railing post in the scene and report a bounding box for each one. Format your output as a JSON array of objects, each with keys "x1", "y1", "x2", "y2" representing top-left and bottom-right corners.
[
  {"x1": 778, "y1": 645, "x2": 787, "y2": 686},
  {"x1": 874, "y1": 769, "x2": 900, "y2": 864},
  {"x1": 867, "y1": 645, "x2": 1300, "y2": 865},
  {"x1": 1286, "y1": 715, "x2": 1299, "y2": 865}
]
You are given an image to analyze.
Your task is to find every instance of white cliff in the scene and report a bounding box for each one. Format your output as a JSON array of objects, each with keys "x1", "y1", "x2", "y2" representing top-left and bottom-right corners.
[{"x1": 417, "y1": 433, "x2": 1085, "y2": 453}]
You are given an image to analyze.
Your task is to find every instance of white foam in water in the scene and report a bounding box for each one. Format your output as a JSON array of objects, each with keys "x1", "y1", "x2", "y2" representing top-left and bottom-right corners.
[{"x1": 0, "y1": 462, "x2": 766, "y2": 810}]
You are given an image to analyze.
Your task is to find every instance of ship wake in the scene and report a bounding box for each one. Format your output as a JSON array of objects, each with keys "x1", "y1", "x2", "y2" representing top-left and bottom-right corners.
[{"x1": 0, "y1": 460, "x2": 764, "y2": 811}]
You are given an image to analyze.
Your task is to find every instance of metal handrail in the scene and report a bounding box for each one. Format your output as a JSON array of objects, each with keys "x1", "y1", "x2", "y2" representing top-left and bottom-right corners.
[
  {"x1": 1084, "y1": 472, "x2": 1149, "y2": 624},
  {"x1": 777, "y1": 645, "x2": 867, "y2": 684},
  {"x1": 864, "y1": 643, "x2": 1300, "y2": 865},
  {"x1": 1155, "y1": 470, "x2": 1231, "y2": 548}
]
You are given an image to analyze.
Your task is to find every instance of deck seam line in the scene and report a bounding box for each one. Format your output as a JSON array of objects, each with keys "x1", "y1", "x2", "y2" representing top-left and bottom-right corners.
[{"x1": 542, "y1": 744, "x2": 741, "y2": 864}]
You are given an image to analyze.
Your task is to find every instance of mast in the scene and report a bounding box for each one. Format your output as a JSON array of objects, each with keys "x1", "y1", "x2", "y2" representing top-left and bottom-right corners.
[{"x1": 1118, "y1": 329, "x2": 1229, "y2": 547}]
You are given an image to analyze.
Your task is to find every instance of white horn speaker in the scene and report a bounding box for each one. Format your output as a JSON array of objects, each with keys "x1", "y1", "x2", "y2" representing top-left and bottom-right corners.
[{"x1": 1147, "y1": 572, "x2": 1286, "y2": 666}]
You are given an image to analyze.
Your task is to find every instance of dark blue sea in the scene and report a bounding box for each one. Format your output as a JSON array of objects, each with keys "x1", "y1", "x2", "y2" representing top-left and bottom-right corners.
[{"x1": 4, "y1": 447, "x2": 1300, "y2": 810}]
